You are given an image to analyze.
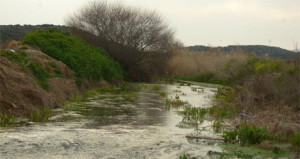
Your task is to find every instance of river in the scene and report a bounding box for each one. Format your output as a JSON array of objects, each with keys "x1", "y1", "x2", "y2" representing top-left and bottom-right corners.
[{"x1": 0, "y1": 83, "x2": 224, "y2": 159}]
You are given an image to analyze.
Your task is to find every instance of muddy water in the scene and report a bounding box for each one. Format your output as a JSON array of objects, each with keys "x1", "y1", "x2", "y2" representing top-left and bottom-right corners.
[{"x1": 0, "y1": 83, "x2": 223, "y2": 159}]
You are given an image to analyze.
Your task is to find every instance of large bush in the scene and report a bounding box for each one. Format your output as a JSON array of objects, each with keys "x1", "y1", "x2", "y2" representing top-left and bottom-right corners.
[{"x1": 23, "y1": 28, "x2": 123, "y2": 81}]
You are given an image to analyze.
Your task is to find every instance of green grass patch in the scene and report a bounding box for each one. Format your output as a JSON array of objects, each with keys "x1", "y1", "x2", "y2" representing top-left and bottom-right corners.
[
  {"x1": 47, "y1": 62, "x2": 62, "y2": 77},
  {"x1": 220, "y1": 143, "x2": 290, "y2": 159},
  {"x1": 29, "y1": 63, "x2": 50, "y2": 90},
  {"x1": 0, "y1": 49, "x2": 29, "y2": 68}
]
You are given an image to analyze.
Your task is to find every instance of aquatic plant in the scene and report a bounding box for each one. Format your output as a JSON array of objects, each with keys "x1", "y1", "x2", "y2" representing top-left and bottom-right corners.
[
  {"x1": 0, "y1": 113, "x2": 16, "y2": 127},
  {"x1": 179, "y1": 152, "x2": 191, "y2": 159},
  {"x1": 182, "y1": 107, "x2": 207, "y2": 125},
  {"x1": 30, "y1": 106, "x2": 51, "y2": 122},
  {"x1": 120, "y1": 92, "x2": 138, "y2": 101},
  {"x1": 159, "y1": 92, "x2": 166, "y2": 98},
  {"x1": 165, "y1": 97, "x2": 171, "y2": 110},
  {"x1": 213, "y1": 120, "x2": 222, "y2": 133},
  {"x1": 152, "y1": 85, "x2": 160, "y2": 91}
]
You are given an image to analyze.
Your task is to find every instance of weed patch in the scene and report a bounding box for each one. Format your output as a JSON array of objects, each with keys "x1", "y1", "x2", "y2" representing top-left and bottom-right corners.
[
  {"x1": 0, "y1": 49, "x2": 29, "y2": 68},
  {"x1": 47, "y1": 62, "x2": 62, "y2": 77},
  {"x1": 29, "y1": 63, "x2": 50, "y2": 90},
  {"x1": 222, "y1": 125, "x2": 269, "y2": 145},
  {"x1": 30, "y1": 106, "x2": 51, "y2": 122},
  {"x1": 0, "y1": 113, "x2": 16, "y2": 127}
]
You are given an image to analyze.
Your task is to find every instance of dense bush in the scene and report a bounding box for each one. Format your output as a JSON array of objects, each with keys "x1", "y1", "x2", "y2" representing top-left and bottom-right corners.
[
  {"x1": 23, "y1": 28, "x2": 123, "y2": 82},
  {"x1": 223, "y1": 125, "x2": 270, "y2": 145}
]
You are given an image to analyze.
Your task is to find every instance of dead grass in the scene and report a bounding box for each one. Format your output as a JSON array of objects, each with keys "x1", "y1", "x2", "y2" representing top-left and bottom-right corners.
[{"x1": 168, "y1": 48, "x2": 248, "y2": 76}]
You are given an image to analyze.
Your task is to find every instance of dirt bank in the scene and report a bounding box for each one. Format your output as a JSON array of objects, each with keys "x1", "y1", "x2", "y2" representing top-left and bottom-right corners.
[{"x1": 0, "y1": 46, "x2": 80, "y2": 116}]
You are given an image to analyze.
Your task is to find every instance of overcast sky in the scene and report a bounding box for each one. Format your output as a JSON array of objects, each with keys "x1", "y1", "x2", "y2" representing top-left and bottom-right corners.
[{"x1": 0, "y1": 0, "x2": 299, "y2": 50}]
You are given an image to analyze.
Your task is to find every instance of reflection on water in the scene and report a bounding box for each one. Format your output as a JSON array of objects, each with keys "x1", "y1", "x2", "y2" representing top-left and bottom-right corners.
[{"x1": 0, "y1": 82, "x2": 223, "y2": 159}]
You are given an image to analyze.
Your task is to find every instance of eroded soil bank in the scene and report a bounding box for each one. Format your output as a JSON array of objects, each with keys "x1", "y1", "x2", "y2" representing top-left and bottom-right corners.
[{"x1": 0, "y1": 46, "x2": 96, "y2": 116}]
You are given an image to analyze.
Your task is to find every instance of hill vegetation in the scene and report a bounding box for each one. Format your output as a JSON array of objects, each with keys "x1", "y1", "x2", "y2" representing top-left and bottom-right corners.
[
  {"x1": 188, "y1": 45, "x2": 297, "y2": 59},
  {"x1": 22, "y1": 28, "x2": 123, "y2": 84}
]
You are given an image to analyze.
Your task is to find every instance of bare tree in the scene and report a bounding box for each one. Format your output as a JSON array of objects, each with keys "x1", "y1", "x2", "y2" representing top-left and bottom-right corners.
[{"x1": 66, "y1": 0, "x2": 179, "y2": 81}]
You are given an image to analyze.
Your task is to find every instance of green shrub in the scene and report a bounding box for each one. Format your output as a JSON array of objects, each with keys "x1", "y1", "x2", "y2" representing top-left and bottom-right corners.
[
  {"x1": 182, "y1": 107, "x2": 207, "y2": 124},
  {"x1": 222, "y1": 125, "x2": 269, "y2": 145},
  {"x1": 223, "y1": 129, "x2": 239, "y2": 143},
  {"x1": 239, "y1": 125, "x2": 269, "y2": 145},
  {"x1": 23, "y1": 28, "x2": 123, "y2": 82},
  {"x1": 246, "y1": 57, "x2": 283, "y2": 74},
  {"x1": 30, "y1": 106, "x2": 51, "y2": 122}
]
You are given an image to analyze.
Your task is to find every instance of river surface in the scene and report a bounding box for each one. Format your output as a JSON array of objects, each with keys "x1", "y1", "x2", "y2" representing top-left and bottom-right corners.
[{"x1": 0, "y1": 83, "x2": 223, "y2": 159}]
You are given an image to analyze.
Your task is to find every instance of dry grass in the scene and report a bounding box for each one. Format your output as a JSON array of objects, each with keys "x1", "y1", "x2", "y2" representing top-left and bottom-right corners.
[{"x1": 167, "y1": 48, "x2": 248, "y2": 76}]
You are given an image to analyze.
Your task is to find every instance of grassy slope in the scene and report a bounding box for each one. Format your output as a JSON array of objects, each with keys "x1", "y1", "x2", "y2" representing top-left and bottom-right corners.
[{"x1": 22, "y1": 28, "x2": 123, "y2": 83}]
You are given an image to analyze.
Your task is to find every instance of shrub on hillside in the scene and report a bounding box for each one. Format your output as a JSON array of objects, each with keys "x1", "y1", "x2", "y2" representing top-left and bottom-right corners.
[{"x1": 23, "y1": 28, "x2": 123, "y2": 82}]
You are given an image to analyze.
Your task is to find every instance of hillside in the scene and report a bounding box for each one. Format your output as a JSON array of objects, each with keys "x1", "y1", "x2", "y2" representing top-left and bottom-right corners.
[
  {"x1": 188, "y1": 45, "x2": 296, "y2": 59},
  {"x1": 0, "y1": 28, "x2": 123, "y2": 116},
  {"x1": 0, "y1": 46, "x2": 79, "y2": 116}
]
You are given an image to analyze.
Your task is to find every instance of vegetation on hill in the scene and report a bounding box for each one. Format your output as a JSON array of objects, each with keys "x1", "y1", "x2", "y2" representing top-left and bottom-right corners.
[
  {"x1": 22, "y1": 28, "x2": 123, "y2": 83},
  {"x1": 187, "y1": 45, "x2": 296, "y2": 59}
]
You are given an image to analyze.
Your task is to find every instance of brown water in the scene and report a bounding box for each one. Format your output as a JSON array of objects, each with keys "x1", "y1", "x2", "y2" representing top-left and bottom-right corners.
[{"x1": 0, "y1": 83, "x2": 223, "y2": 159}]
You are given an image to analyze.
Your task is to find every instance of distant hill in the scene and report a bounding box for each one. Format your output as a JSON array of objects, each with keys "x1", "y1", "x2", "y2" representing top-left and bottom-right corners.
[
  {"x1": 187, "y1": 45, "x2": 297, "y2": 59},
  {"x1": 0, "y1": 24, "x2": 66, "y2": 45}
]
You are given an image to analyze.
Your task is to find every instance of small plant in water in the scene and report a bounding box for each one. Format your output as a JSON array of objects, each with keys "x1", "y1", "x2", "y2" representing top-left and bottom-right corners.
[
  {"x1": 0, "y1": 113, "x2": 16, "y2": 127},
  {"x1": 159, "y1": 92, "x2": 166, "y2": 98},
  {"x1": 30, "y1": 106, "x2": 51, "y2": 122},
  {"x1": 213, "y1": 120, "x2": 222, "y2": 132},
  {"x1": 179, "y1": 152, "x2": 191, "y2": 159},
  {"x1": 152, "y1": 85, "x2": 160, "y2": 91},
  {"x1": 182, "y1": 107, "x2": 207, "y2": 125}
]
